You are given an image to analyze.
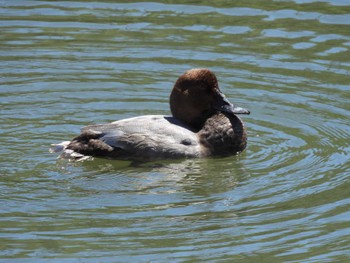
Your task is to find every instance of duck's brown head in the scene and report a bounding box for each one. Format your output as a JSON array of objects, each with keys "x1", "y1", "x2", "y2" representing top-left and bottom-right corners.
[{"x1": 170, "y1": 68, "x2": 249, "y2": 130}]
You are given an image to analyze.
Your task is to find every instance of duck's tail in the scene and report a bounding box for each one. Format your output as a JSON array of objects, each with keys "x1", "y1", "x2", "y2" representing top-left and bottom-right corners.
[{"x1": 49, "y1": 141, "x2": 93, "y2": 161}]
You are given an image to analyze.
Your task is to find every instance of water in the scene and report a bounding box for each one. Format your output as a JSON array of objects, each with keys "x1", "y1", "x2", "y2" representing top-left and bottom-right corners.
[{"x1": 1, "y1": 0, "x2": 349, "y2": 262}]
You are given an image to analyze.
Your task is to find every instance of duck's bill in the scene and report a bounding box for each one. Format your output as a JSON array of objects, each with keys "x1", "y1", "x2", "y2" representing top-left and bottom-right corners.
[
  {"x1": 231, "y1": 105, "x2": 250, "y2": 114},
  {"x1": 220, "y1": 103, "x2": 250, "y2": 115},
  {"x1": 214, "y1": 93, "x2": 250, "y2": 115}
]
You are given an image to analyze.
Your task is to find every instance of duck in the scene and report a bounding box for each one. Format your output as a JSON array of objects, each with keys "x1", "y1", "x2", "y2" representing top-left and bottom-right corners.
[{"x1": 51, "y1": 68, "x2": 250, "y2": 161}]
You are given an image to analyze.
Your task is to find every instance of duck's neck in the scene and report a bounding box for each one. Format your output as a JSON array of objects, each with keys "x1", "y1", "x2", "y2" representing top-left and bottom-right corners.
[
  {"x1": 198, "y1": 112, "x2": 247, "y2": 156},
  {"x1": 180, "y1": 109, "x2": 217, "y2": 132}
]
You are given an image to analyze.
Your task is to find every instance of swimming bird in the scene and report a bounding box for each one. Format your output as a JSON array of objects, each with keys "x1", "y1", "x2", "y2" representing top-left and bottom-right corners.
[{"x1": 51, "y1": 68, "x2": 250, "y2": 161}]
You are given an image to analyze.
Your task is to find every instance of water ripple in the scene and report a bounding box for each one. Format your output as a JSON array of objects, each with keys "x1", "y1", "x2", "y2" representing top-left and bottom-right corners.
[{"x1": 1, "y1": 0, "x2": 350, "y2": 262}]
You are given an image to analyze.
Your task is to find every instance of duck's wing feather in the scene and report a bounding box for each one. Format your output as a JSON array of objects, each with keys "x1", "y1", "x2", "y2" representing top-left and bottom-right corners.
[{"x1": 80, "y1": 115, "x2": 201, "y2": 158}]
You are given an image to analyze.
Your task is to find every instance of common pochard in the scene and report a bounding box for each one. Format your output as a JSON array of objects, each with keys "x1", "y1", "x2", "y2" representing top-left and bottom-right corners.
[{"x1": 51, "y1": 68, "x2": 250, "y2": 161}]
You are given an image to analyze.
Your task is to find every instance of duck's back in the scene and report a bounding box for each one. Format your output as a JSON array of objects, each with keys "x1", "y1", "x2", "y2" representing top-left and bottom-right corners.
[{"x1": 64, "y1": 115, "x2": 202, "y2": 160}]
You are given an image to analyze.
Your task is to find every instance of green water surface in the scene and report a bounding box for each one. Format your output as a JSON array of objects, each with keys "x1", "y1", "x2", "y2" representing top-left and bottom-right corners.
[{"x1": 1, "y1": 0, "x2": 350, "y2": 262}]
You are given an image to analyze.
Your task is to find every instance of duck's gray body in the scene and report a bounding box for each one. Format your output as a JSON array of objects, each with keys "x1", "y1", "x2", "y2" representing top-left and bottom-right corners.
[{"x1": 52, "y1": 113, "x2": 246, "y2": 161}]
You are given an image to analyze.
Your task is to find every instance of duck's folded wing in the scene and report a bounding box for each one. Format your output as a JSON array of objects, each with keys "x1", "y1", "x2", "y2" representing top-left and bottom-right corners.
[{"x1": 81, "y1": 115, "x2": 201, "y2": 158}]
